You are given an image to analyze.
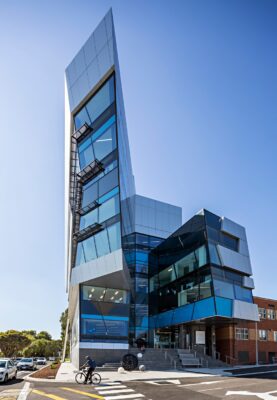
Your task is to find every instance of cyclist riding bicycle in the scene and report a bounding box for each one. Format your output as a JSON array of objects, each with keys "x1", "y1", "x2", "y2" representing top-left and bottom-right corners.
[{"x1": 80, "y1": 356, "x2": 96, "y2": 384}]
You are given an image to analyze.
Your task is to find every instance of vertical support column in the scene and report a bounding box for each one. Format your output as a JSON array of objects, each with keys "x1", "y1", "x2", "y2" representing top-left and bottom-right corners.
[{"x1": 211, "y1": 325, "x2": 216, "y2": 359}]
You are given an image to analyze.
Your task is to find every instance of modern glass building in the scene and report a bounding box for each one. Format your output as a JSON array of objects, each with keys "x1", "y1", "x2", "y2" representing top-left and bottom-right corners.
[
  {"x1": 65, "y1": 10, "x2": 258, "y2": 367},
  {"x1": 65, "y1": 10, "x2": 181, "y2": 366}
]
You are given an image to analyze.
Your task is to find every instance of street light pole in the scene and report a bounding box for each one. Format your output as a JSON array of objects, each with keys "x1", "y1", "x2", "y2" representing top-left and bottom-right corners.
[{"x1": 255, "y1": 321, "x2": 259, "y2": 365}]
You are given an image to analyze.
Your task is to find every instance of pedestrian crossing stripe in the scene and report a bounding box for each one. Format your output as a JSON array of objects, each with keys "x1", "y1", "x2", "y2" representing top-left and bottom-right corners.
[
  {"x1": 95, "y1": 386, "x2": 127, "y2": 390},
  {"x1": 98, "y1": 389, "x2": 134, "y2": 395},
  {"x1": 32, "y1": 390, "x2": 67, "y2": 400},
  {"x1": 104, "y1": 395, "x2": 144, "y2": 400},
  {"x1": 60, "y1": 388, "x2": 104, "y2": 399}
]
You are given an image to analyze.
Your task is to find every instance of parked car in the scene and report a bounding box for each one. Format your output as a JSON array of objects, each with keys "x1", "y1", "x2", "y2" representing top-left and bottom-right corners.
[
  {"x1": 48, "y1": 357, "x2": 56, "y2": 361},
  {"x1": 36, "y1": 357, "x2": 47, "y2": 365},
  {"x1": 13, "y1": 358, "x2": 22, "y2": 366},
  {"x1": 17, "y1": 358, "x2": 36, "y2": 371},
  {"x1": 0, "y1": 359, "x2": 17, "y2": 383}
]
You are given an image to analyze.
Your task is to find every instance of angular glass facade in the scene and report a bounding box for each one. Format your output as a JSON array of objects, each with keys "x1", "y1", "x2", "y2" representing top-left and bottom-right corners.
[{"x1": 65, "y1": 10, "x2": 257, "y2": 367}]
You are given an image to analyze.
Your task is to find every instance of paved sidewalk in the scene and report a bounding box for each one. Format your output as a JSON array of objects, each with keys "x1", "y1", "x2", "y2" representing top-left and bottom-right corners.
[{"x1": 55, "y1": 362, "x2": 217, "y2": 383}]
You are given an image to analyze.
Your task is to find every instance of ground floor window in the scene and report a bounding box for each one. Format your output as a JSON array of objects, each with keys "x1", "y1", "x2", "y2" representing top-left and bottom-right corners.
[{"x1": 235, "y1": 328, "x2": 249, "y2": 340}]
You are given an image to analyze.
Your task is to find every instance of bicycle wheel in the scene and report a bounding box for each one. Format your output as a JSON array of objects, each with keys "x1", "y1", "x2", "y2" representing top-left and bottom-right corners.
[
  {"x1": 91, "y1": 373, "x2": 101, "y2": 385},
  {"x1": 75, "y1": 372, "x2": 86, "y2": 384}
]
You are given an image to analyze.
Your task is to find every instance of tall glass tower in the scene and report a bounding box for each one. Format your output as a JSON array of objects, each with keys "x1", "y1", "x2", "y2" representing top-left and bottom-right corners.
[{"x1": 65, "y1": 10, "x2": 182, "y2": 366}]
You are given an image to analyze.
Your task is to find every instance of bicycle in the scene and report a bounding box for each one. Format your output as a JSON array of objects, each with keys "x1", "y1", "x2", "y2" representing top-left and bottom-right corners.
[{"x1": 74, "y1": 367, "x2": 101, "y2": 385}]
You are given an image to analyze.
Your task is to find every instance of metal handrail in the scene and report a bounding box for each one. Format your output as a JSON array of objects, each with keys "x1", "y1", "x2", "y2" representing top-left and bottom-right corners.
[
  {"x1": 164, "y1": 350, "x2": 177, "y2": 370},
  {"x1": 225, "y1": 355, "x2": 238, "y2": 366}
]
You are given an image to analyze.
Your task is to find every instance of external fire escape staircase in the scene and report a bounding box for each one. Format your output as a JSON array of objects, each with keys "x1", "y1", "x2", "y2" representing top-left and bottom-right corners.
[{"x1": 69, "y1": 123, "x2": 105, "y2": 269}]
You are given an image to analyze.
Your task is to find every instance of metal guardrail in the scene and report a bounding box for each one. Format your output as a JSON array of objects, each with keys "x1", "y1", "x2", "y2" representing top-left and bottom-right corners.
[{"x1": 225, "y1": 355, "x2": 238, "y2": 366}]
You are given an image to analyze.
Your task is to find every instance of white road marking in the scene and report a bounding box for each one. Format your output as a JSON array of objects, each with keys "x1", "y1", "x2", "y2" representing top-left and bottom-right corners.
[
  {"x1": 95, "y1": 386, "x2": 127, "y2": 391},
  {"x1": 18, "y1": 382, "x2": 30, "y2": 400},
  {"x1": 104, "y1": 394, "x2": 144, "y2": 400},
  {"x1": 226, "y1": 389, "x2": 277, "y2": 399},
  {"x1": 180, "y1": 380, "x2": 227, "y2": 387},
  {"x1": 98, "y1": 389, "x2": 134, "y2": 395},
  {"x1": 147, "y1": 379, "x2": 181, "y2": 385}
]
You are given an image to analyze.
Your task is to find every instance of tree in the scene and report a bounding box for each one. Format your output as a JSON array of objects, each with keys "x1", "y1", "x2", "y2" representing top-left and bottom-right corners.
[
  {"x1": 36, "y1": 331, "x2": 52, "y2": 341},
  {"x1": 44, "y1": 340, "x2": 62, "y2": 358},
  {"x1": 23, "y1": 339, "x2": 49, "y2": 357},
  {"x1": 60, "y1": 308, "x2": 69, "y2": 358},
  {"x1": 60, "y1": 309, "x2": 68, "y2": 341},
  {"x1": 0, "y1": 331, "x2": 31, "y2": 357},
  {"x1": 21, "y1": 330, "x2": 37, "y2": 338}
]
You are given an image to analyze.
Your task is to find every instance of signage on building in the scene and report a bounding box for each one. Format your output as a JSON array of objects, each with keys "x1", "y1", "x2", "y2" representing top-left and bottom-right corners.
[{"x1": 195, "y1": 330, "x2": 205, "y2": 345}]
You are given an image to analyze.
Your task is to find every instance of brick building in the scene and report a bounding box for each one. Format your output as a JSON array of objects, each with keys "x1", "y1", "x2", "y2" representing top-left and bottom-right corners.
[{"x1": 216, "y1": 296, "x2": 277, "y2": 365}]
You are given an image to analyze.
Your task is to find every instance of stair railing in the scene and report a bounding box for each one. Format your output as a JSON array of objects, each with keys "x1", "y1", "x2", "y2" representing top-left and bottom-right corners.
[{"x1": 164, "y1": 350, "x2": 177, "y2": 370}]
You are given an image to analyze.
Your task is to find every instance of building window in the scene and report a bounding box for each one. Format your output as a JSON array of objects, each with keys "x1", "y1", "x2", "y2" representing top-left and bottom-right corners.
[
  {"x1": 235, "y1": 328, "x2": 249, "y2": 340},
  {"x1": 78, "y1": 115, "x2": 117, "y2": 170},
  {"x1": 259, "y1": 330, "x2": 268, "y2": 341},
  {"x1": 274, "y1": 332, "x2": 277, "y2": 342},
  {"x1": 75, "y1": 222, "x2": 121, "y2": 267},
  {"x1": 258, "y1": 308, "x2": 266, "y2": 319},
  {"x1": 74, "y1": 75, "x2": 115, "y2": 131},
  {"x1": 268, "y1": 309, "x2": 276, "y2": 320}
]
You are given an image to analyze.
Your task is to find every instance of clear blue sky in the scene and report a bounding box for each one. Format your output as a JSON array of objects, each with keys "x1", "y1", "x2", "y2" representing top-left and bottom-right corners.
[{"x1": 0, "y1": 0, "x2": 276, "y2": 339}]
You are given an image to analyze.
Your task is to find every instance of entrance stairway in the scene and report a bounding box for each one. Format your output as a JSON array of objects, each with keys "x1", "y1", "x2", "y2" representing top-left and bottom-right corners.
[{"x1": 178, "y1": 349, "x2": 202, "y2": 367}]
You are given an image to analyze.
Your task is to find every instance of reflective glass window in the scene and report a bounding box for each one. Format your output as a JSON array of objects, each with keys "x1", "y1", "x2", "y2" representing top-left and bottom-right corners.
[
  {"x1": 99, "y1": 186, "x2": 119, "y2": 204},
  {"x1": 159, "y1": 267, "x2": 176, "y2": 287},
  {"x1": 99, "y1": 194, "x2": 120, "y2": 223},
  {"x1": 213, "y1": 280, "x2": 235, "y2": 299},
  {"x1": 80, "y1": 208, "x2": 98, "y2": 230},
  {"x1": 259, "y1": 308, "x2": 266, "y2": 319},
  {"x1": 76, "y1": 243, "x2": 86, "y2": 266},
  {"x1": 95, "y1": 229, "x2": 110, "y2": 257},
  {"x1": 79, "y1": 142, "x2": 95, "y2": 170},
  {"x1": 175, "y1": 252, "x2": 197, "y2": 278},
  {"x1": 195, "y1": 245, "x2": 207, "y2": 267},
  {"x1": 81, "y1": 318, "x2": 128, "y2": 337},
  {"x1": 82, "y1": 236, "x2": 97, "y2": 262},
  {"x1": 98, "y1": 168, "x2": 118, "y2": 197},
  {"x1": 74, "y1": 107, "x2": 91, "y2": 131},
  {"x1": 107, "y1": 222, "x2": 121, "y2": 252},
  {"x1": 82, "y1": 181, "x2": 98, "y2": 208},
  {"x1": 94, "y1": 124, "x2": 116, "y2": 161},
  {"x1": 178, "y1": 278, "x2": 198, "y2": 306},
  {"x1": 234, "y1": 285, "x2": 252, "y2": 303},
  {"x1": 209, "y1": 243, "x2": 221, "y2": 265},
  {"x1": 199, "y1": 274, "x2": 212, "y2": 300},
  {"x1": 86, "y1": 76, "x2": 115, "y2": 124}
]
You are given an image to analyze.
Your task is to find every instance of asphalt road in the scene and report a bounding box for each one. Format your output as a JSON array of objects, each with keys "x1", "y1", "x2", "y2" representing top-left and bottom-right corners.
[{"x1": 1, "y1": 371, "x2": 277, "y2": 399}]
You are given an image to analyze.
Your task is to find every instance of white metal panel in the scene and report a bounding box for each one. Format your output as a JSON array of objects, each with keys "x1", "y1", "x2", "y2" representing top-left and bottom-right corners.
[
  {"x1": 217, "y1": 244, "x2": 252, "y2": 275},
  {"x1": 232, "y1": 300, "x2": 259, "y2": 321},
  {"x1": 221, "y1": 217, "x2": 246, "y2": 240}
]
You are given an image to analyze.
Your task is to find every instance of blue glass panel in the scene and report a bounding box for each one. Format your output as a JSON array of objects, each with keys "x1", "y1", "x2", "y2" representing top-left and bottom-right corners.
[
  {"x1": 234, "y1": 285, "x2": 253, "y2": 303},
  {"x1": 81, "y1": 318, "x2": 128, "y2": 337},
  {"x1": 86, "y1": 76, "x2": 115, "y2": 124},
  {"x1": 81, "y1": 314, "x2": 128, "y2": 321},
  {"x1": 213, "y1": 279, "x2": 235, "y2": 299},
  {"x1": 80, "y1": 208, "x2": 98, "y2": 230},
  {"x1": 98, "y1": 186, "x2": 119, "y2": 204},
  {"x1": 95, "y1": 229, "x2": 110, "y2": 257},
  {"x1": 99, "y1": 194, "x2": 119, "y2": 223},
  {"x1": 74, "y1": 107, "x2": 91, "y2": 131},
  {"x1": 136, "y1": 251, "x2": 148, "y2": 263},
  {"x1": 173, "y1": 303, "x2": 194, "y2": 325},
  {"x1": 91, "y1": 115, "x2": 116, "y2": 142},
  {"x1": 192, "y1": 297, "x2": 215, "y2": 320},
  {"x1": 82, "y1": 236, "x2": 97, "y2": 262},
  {"x1": 215, "y1": 296, "x2": 233, "y2": 317},
  {"x1": 76, "y1": 242, "x2": 85, "y2": 266},
  {"x1": 107, "y1": 222, "x2": 121, "y2": 252}
]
